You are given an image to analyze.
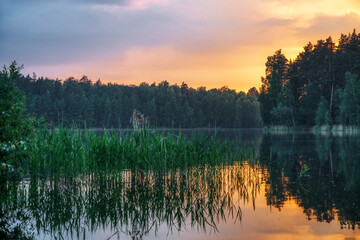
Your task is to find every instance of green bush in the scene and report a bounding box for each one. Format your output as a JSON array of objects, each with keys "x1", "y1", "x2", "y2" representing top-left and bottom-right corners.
[{"x1": 0, "y1": 61, "x2": 33, "y2": 173}]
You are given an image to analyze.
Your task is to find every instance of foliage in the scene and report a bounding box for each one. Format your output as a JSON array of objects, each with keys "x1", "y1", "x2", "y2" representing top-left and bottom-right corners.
[
  {"x1": 13, "y1": 76, "x2": 262, "y2": 128},
  {"x1": 0, "y1": 61, "x2": 33, "y2": 170},
  {"x1": 27, "y1": 125, "x2": 252, "y2": 178},
  {"x1": 259, "y1": 50, "x2": 288, "y2": 125},
  {"x1": 339, "y1": 72, "x2": 360, "y2": 125},
  {"x1": 315, "y1": 96, "x2": 331, "y2": 126},
  {"x1": 270, "y1": 103, "x2": 293, "y2": 126},
  {"x1": 236, "y1": 94, "x2": 262, "y2": 128},
  {"x1": 259, "y1": 30, "x2": 360, "y2": 127}
]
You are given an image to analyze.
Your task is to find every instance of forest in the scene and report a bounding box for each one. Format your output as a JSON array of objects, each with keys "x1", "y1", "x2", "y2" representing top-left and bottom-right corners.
[
  {"x1": 8, "y1": 30, "x2": 360, "y2": 129},
  {"x1": 259, "y1": 30, "x2": 360, "y2": 127},
  {"x1": 14, "y1": 74, "x2": 261, "y2": 128}
]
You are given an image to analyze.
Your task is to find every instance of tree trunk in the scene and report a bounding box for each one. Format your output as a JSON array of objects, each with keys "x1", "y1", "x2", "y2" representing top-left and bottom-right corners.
[{"x1": 329, "y1": 82, "x2": 334, "y2": 115}]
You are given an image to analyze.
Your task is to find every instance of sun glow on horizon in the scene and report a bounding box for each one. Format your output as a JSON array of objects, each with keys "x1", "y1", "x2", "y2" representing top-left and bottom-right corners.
[{"x1": 5, "y1": 0, "x2": 360, "y2": 92}]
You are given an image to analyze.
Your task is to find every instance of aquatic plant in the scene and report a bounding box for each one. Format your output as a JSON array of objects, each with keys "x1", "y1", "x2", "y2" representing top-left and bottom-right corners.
[
  {"x1": 298, "y1": 166, "x2": 310, "y2": 179},
  {"x1": 27, "y1": 124, "x2": 250, "y2": 178},
  {"x1": 129, "y1": 109, "x2": 148, "y2": 132}
]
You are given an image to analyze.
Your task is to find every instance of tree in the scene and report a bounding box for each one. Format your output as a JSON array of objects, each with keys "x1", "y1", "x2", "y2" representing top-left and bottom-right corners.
[
  {"x1": 236, "y1": 94, "x2": 262, "y2": 128},
  {"x1": 315, "y1": 96, "x2": 331, "y2": 126},
  {"x1": 335, "y1": 30, "x2": 360, "y2": 88},
  {"x1": 247, "y1": 87, "x2": 259, "y2": 97},
  {"x1": 11, "y1": 70, "x2": 263, "y2": 128},
  {"x1": 265, "y1": 49, "x2": 288, "y2": 104},
  {"x1": 259, "y1": 50, "x2": 289, "y2": 125},
  {"x1": 272, "y1": 81, "x2": 296, "y2": 127},
  {"x1": 0, "y1": 61, "x2": 33, "y2": 167},
  {"x1": 339, "y1": 72, "x2": 360, "y2": 125}
]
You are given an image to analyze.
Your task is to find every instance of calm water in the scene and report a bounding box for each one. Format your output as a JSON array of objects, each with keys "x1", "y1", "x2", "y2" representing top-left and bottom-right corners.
[{"x1": 1, "y1": 130, "x2": 360, "y2": 240}]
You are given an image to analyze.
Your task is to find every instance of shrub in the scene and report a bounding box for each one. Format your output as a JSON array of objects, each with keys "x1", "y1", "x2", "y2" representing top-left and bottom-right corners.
[{"x1": 0, "y1": 61, "x2": 33, "y2": 174}]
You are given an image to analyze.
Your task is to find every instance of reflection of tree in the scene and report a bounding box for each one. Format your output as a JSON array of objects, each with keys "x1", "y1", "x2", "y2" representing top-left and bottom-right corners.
[
  {"x1": 336, "y1": 136, "x2": 360, "y2": 229},
  {"x1": 259, "y1": 134, "x2": 298, "y2": 210},
  {"x1": 0, "y1": 183, "x2": 35, "y2": 239},
  {"x1": 260, "y1": 133, "x2": 360, "y2": 229},
  {"x1": 1, "y1": 163, "x2": 261, "y2": 239}
]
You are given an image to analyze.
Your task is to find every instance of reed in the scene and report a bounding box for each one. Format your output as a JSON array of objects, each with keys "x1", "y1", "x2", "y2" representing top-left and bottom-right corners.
[{"x1": 27, "y1": 125, "x2": 251, "y2": 178}]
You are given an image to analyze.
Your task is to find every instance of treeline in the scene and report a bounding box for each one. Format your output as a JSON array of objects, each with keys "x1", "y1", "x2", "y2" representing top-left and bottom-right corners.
[
  {"x1": 259, "y1": 29, "x2": 360, "y2": 127},
  {"x1": 13, "y1": 72, "x2": 261, "y2": 128}
]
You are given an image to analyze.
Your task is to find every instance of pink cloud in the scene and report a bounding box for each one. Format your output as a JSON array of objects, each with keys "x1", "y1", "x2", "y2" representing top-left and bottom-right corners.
[{"x1": 91, "y1": 0, "x2": 171, "y2": 12}]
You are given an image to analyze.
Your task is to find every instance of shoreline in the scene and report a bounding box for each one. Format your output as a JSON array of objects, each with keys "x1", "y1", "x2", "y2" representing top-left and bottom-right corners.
[{"x1": 264, "y1": 125, "x2": 360, "y2": 135}]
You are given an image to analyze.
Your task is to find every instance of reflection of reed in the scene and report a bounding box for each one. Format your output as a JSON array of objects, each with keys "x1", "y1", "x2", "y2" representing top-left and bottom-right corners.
[{"x1": 5, "y1": 163, "x2": 261, "y2": 239}]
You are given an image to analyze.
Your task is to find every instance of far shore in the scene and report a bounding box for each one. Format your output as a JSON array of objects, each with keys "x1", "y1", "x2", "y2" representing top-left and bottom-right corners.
[
  {"x1": 264, "y1": 125, "x2": 360, "y2": 136},
  {"x1": 45, "y1": 126, "x2": 360, "y2": 136}
]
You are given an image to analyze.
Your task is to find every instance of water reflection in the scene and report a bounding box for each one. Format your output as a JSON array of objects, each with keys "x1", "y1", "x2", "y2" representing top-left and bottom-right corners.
[
  {"x1": 1, "y1": 131, "x2": 360, "y2": 239},
  {"x1": 259, "y1": 133, "x2": 360, "y2": 230},
  {"x1": 1, "y1": 163, "x2": 261, "y2": 239}
]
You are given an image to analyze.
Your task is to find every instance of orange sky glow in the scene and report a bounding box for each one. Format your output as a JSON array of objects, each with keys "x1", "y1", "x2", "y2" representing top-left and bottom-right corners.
[{"x1": 2, "y1": 0, "x2": 360, "y2": 92}]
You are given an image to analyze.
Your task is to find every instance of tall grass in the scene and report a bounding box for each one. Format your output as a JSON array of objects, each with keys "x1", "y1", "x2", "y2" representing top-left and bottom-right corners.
[{"x1": 28, "y1": 125, "x2": 252, "y2": 178}]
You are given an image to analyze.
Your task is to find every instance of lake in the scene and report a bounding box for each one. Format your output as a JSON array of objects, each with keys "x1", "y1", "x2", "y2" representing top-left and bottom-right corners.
[{"x1": 1, "y1": 130, "x2": 360, "y2": 240}]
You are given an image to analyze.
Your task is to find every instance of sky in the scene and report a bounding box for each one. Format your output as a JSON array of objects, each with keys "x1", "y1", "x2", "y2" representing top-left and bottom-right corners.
[{"x1": 1, "y1": 0, "x2": 360, "y2": 92}]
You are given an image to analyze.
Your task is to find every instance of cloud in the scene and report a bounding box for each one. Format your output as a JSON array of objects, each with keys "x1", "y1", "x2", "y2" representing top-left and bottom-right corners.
[
  {"x1": 299, "y1": 12, "x2": 360, "y2": 37},
  {"x1": 88, "y1": 0, "x2": 171, "y2": 11},
  {"x1": 25, "y1": 45, "x2": 268, "y2": 91},
  {"x1": 0, "y1": 0, "x2": 178, "y2": 65},
  {"x1": 0, "y1": 0, "x2": 299, "y2": 66},
  {"x1": 1, "y1": 0, "x2": 262, "y2": 67},
  {"x1": 259, "y1": 18, "x2": 295, "y2": 27},
  {"x1": 1, "y1": 0, "x2": 145, "y2": 7}
]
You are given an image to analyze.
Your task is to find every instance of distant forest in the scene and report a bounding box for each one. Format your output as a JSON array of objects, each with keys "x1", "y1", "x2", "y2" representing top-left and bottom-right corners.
[
  {"x1": 11, "y1": 30, "x2": 360, "y2": 129},
  {"x1": 14, "y1": 74, "x2": 261, "y2": 128},
  {"x1": 259, "y1": 30, "x2": 360, "y2": 127}
]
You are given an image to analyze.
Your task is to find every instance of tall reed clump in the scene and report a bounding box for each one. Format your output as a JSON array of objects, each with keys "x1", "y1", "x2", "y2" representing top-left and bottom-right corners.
[
  {"x1": 27, "y1": 110, "x2": 252, "y2": 178},
  {"x1": 28, "y1": 126, "x2": 249, "y2": 178}
]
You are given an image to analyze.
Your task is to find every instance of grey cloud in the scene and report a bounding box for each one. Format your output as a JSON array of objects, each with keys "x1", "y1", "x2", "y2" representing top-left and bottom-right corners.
[
  {"x1": 1, "y1": 0, "x2": 298, "y2": 68},
  {"x1": 72, "y1": 0, "x2": 128, "y2": 4},
  {"x1": 2, "y1": 0, "x2": 129, "y2": 6},
  {"x1": 0, "y1": 1, "x2": 182, "y2": 66}
]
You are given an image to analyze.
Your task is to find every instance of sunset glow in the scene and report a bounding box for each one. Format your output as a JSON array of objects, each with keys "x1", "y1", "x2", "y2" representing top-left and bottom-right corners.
[{"x1": 1, "y1": 0, "x2": 360, "y2": 91}]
